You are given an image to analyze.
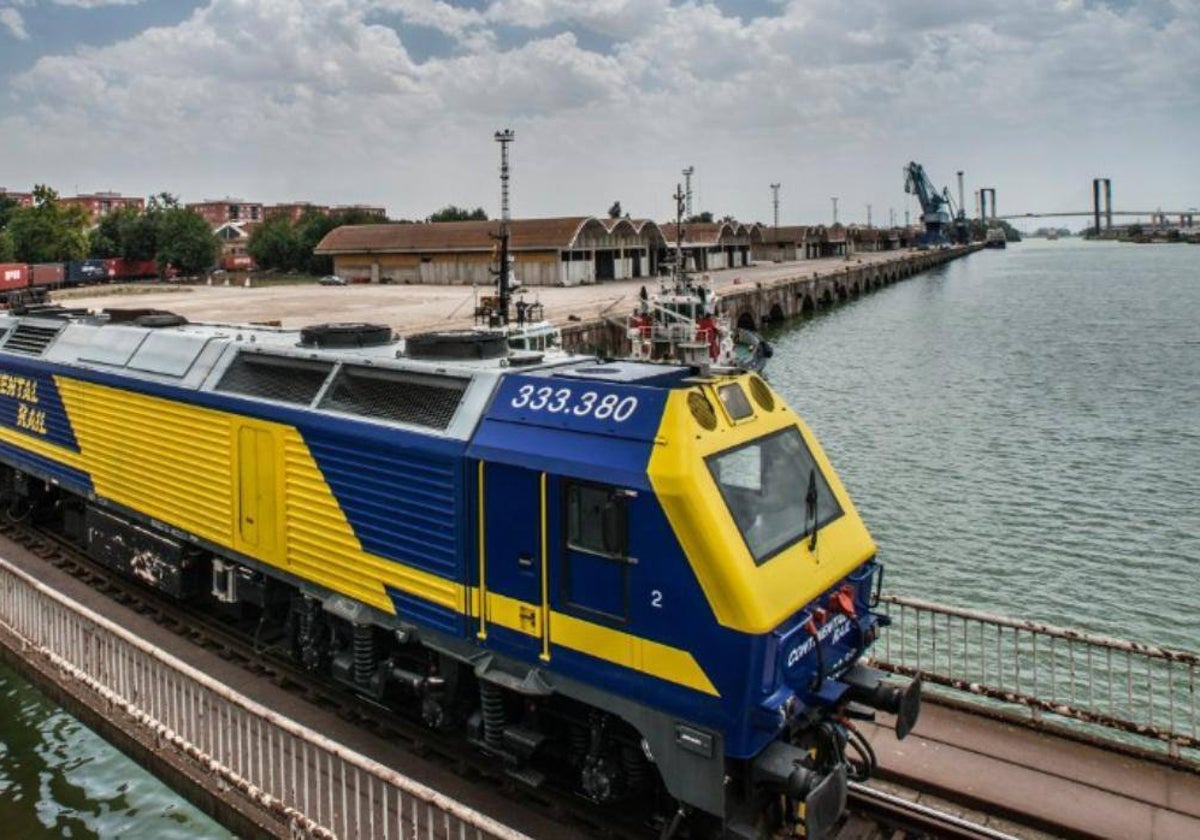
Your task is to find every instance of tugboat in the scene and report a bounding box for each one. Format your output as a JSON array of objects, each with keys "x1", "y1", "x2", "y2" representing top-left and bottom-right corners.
[
  {"x1": 985, "y1": 226, "x2": 1007, "y2": 249},
  {"x1": 627, "y1": 186, "x2": 771, "y2": 371},
  {"x1": 473, "y1": 285, "x2": 561, "y2": 354}
]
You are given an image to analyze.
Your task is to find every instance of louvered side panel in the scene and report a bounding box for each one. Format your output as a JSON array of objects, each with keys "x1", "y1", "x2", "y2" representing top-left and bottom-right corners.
[
  {"x1": 305, "y1": 436, "x2": 461, "y2": 578},
  {"x1": 280, "y1": 430, "x2": 465, "y2": 618},
  {"x1": 57, "y1": 379, "x2": 235, "y2": 546}
]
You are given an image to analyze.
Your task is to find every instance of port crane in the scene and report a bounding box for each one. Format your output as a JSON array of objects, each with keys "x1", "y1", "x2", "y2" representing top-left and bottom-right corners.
[{"x1": 904, "y1": 161, "x2": 955, "y2": 247}]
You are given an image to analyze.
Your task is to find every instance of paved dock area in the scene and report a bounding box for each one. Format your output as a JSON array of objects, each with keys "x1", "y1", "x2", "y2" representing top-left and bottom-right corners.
[
  {"x1": 53, "y1": 250, "x2": 916, "y2": 333},
  {"x1": 862, "y1": 701, "x2": 1200, "y2": 839}
]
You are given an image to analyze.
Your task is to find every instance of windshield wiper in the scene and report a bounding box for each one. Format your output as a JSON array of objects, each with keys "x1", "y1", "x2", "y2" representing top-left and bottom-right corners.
[{"x1": 805, "y1": 468, "x2": 819, "y2": 550}]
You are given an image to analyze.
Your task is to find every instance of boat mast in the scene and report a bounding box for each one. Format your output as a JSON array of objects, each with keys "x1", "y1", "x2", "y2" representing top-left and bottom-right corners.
[{"x1": 672, "y1": 183, "x2": 686, "y2": 294}]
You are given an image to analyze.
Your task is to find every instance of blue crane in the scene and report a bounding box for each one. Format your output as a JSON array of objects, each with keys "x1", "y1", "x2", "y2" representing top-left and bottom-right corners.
[{"x1": 904, "y1": 161, "x2": 954, "y2": 247}]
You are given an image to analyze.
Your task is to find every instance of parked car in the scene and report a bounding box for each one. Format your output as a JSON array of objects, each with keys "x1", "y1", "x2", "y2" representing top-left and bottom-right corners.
[{"x1": 319, "y1": 275, "x2": 346, "y2": 286}]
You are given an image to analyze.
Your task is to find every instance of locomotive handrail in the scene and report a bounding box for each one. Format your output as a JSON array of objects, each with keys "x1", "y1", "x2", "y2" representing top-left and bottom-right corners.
[
  {"x1": 875, "y1": 594, "x2": 1199, "y2": 762},
  {"x1": 0, "y1": 556, "x2": 531, "y2": 840}
]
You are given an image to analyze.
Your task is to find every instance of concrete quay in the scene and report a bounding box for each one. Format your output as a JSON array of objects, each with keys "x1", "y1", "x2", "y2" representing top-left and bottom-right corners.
[
  {"x1": 51, "y1": 246, "x2": 977, "y2": 349},
  {"x1": 862, "y1": 701, "x2": 1200, "y2": 839}
]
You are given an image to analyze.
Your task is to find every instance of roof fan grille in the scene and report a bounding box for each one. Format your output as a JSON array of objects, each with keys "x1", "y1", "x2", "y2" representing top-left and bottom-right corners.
[
  {"x1": 215, "y1": 354, "x2": 334, "y2": 405},
  {"x1": 4, "y1": 323, "x2": 62, "y2": 356},
  {"x1": 319, "y1": 365, "x2": 468, "y2": 430}
]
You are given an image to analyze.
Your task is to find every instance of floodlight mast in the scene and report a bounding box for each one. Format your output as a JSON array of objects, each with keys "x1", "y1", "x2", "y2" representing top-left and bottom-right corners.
[
  {"x1": 494, "y1": 129, "x2": 514, "y2": 326},
  {"x1": 682, "y1": 166, "x2": 695, "y2": 218}
]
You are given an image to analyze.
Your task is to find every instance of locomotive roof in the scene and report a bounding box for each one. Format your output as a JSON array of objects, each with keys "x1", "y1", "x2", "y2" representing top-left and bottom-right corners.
[{"x1": 0, "y1": 310, "x2": 702, "y2": 440}]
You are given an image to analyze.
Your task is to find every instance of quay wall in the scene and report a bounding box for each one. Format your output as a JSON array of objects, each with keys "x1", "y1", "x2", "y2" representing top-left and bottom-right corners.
[{"x1": 559, "y1": 245, "x2": 981, "y2": 355}]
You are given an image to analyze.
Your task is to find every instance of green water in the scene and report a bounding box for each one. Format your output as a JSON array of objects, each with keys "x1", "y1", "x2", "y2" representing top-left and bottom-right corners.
[
  {"x1": 0, "y1": 662, "x2": 232, "y2": 839},
  {"x1": 767, "y1": 238, "x2": 1200, "y2": 651}
]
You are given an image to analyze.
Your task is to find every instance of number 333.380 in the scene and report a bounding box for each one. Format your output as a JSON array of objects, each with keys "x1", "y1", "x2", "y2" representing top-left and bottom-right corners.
[{"x1": 510, "y1": 385, "x2": 638, "y2": 422}]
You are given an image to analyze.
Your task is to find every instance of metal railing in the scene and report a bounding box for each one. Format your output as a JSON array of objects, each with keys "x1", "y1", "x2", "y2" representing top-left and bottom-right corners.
[
  {"x1": 0, "y1": 557, "x2": 530, "y2": 840},
  {"x1": 876, "y1": 594, "x2": 1199, "y2": 761}
]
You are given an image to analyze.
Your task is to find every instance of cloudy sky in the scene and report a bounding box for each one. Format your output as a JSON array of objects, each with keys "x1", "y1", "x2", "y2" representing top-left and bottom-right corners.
[{"x1": 1, "y1": 0, "x2": 1196, "y2": 227}]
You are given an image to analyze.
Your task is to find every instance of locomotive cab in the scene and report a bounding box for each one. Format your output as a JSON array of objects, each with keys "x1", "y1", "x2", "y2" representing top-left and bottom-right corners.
[{"x1": 470, "y1": 362, "x2": 919, "y2": 836}]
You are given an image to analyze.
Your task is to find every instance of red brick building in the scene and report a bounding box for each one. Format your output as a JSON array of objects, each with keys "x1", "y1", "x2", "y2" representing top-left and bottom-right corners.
[
  {"x1": 263, "y1": 202, "x2": 330, "y2": 223},
  {"x1": 0, "y1": 188, "x2": 33, "y2": 208},
  {"x1": 186, "y1": 199, "x2": 264, "y2": 227},
  {"x1": 60, "y1": 192, "x2": 145, "y2": 223},
  {"x1": 332, "y1": 204, "x2": 387, "y2": 219}
]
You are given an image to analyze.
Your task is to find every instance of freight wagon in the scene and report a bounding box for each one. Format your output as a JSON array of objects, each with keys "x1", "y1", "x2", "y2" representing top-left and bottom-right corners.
[
  {"x1": 0, "y1": 264, "x2": 47, "y2": 307},
  {"x1": 65, "y1": 259, "x2": 108, "y2": 286},
  {"x1": 30, "y1": 263, "x2": 65, "y2": 288}
]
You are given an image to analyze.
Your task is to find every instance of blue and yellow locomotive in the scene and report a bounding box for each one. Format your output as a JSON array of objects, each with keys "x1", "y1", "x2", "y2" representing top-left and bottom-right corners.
[{"x1": 0, "y1": 312, "x2": 918, "y2": 838}]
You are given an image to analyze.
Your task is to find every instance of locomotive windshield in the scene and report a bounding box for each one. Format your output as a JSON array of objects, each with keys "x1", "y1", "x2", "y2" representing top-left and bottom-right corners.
[{"x1": 707, "y1": 427, "x2": 843, "y2": 565}]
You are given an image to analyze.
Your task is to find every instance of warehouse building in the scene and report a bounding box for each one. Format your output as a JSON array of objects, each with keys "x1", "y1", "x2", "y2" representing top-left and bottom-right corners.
[
  {"x1": 315, "y1": 217, "x2": 667, "y2": 286},
  {"x1": 659, "y1": 222, "x2": 760, "y2": 271},
  {"x1": 754, "y1": 225, "x2": 809, "y2": 262}
]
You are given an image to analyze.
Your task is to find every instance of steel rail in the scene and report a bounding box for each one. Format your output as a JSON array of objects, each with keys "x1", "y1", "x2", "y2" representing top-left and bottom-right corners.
[{"x1": 846, "y1": 783, "x2": 1022, "y2": 840}]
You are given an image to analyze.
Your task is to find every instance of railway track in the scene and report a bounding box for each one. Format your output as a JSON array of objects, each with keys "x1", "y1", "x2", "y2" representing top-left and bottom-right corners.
[
  {"x1": 1, "y1": 520, "x2": 1043, "y2": 840},
  {"x1": 843, "y1": 783, "x2": 1028, "y2": 839}
]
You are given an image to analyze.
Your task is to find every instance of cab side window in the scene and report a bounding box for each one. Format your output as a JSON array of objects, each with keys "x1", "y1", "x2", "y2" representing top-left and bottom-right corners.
[{"x1": 563, "y1": 482, "x2": 631, "y2": 622}]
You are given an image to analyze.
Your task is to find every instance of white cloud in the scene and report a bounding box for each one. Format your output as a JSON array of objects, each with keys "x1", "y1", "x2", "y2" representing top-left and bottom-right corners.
[
  {"x1": 47, "y1": 1, "x2": 150, "y2": 7},
  {"x1": 0, "y1": 8, "x2": 29, "y2": 40},
  {"x1": 0, "y1": 0, "x2": 1196, "y2": 223}
]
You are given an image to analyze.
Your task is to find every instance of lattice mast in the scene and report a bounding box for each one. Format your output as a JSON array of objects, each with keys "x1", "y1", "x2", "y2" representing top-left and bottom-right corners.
[{"x1": 494, "y1": 129, "x2": 515, "y2": 326}]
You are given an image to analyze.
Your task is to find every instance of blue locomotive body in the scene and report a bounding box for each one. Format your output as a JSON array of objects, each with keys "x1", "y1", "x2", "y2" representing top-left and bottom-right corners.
[{"x1": 0, "y1": 313, "x2": 918, "y2": 838}]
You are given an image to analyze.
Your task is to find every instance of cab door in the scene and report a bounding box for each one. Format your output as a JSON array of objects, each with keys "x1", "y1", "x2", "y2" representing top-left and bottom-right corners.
[{"x1": 479, "y1": 461, "x2": 550, "y2": 661}]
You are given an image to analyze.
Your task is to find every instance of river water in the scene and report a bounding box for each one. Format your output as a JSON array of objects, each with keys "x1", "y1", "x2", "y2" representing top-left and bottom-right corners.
[
  {"x1": 0, "y1": 238, "x2": 1195, "y2": 832},
  {"x1": 0, "y1": 662, "x2": 230, "y2": 838},
  {"x1": 768, "y1": 238, "x2": 1200, "y2": 651}
]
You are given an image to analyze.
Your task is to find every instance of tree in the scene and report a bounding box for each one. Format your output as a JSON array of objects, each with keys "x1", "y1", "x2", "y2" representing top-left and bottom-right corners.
[
  {"x1": 0, "y1": 229, "x2": 13, "y2": 263},
  {"x1": 247, "y1": 216, "x2": 302, "y2": 272},
  {"x1": 8, "y1": 185, "x2": 89, "y2": 263},
  {"x1": 156, "y1": 207, "x2": 218, "y2": 275},
  {"x1": 686, "y1": 211, "x2": 714, "y2": 223},
  {"x1": 90, "y1": 203, "x2": 161, "y2": 261},
  {"x1": 608, "y1": 201, "x2": 622, "y2": 219},
  {"x1": 428, "y1": 205, "x2": 487, "y2": 222},
  {"x1": 0, "y1": 195, "x2": 18, "y2": 231}
]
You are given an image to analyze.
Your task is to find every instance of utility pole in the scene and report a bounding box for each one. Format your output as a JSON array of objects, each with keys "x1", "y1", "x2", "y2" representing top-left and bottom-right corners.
[
  {"x1": 493, "y1": 128, "x2": 514, "y2": 326},
  {"x1": 831, "y1": 196, "x2": 839, "y2": 226},
  {"x1": 682, "y1": 166, "x2": 695, "y2": 218},
  {"x1": 770, "y1": 183, "x2": 781, "y2": 230}
]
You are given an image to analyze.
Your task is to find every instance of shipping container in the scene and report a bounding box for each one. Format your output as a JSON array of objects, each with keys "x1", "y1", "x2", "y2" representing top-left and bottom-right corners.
[
  {"x1": 65, "y1": 259, "x2": 108, "y2": 286},
  {"x1": 30, "y1": 263, "x2": 66, "y2": 287},
  {"x1": 0, "y1": 264, "x2": 29, "y2": 291},
  {"x1": 113, "y1": 259, "x2": 160, "y2": 279},
  {"x1": 219, "y1": 254, "x2": 254, "y2": 271}
]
